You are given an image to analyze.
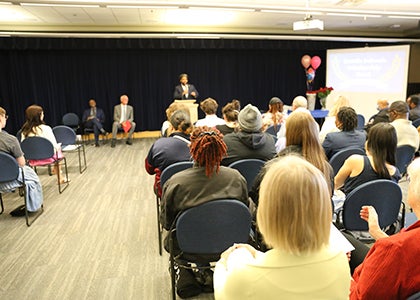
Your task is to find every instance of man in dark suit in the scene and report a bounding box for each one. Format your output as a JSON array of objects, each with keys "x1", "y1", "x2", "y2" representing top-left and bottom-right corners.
[
  {"x1": 407, "y1": 94, "x2": 420, "y2": 121},
  {"x1": 82, "y1": 99, "x2": 107, "y2": 147},
  {"x1": 173, "y1": 73, "x2": 199, "y2": 100},
  {"x1": 111, "y1": 94, "x2": 136, "y2": 147},
  {"x1": 364, "y1": 99, "x2": 389, "y2": 133}
]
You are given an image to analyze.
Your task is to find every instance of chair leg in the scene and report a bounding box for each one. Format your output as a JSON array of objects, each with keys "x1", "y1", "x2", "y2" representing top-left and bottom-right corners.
[
  {"x1": 78, "y1": 145, "x2": 87, "y2": 173},
  {"x1": 156, "y1": 195, "x2": 162, "y2": 256},
  {"x1": 57, "y1": 159, "x2": 70, "y2": 194},
  {"x1": 22, "y1": 185, "x2": 44, "y2": 226},
  {"x1": 0, "y1": 193, "x2": 4, "y2": 214},
  {"x1": 170, "y1": 250, "x2": 177, "y2": 300}
]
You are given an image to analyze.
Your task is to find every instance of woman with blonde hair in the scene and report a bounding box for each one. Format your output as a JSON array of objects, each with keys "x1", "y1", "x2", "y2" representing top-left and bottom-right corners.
[
  {"x1": 21, "y1": 104, "x2": 68, "y2": 184},
  {"x1": 319, "y1": 95, "x2": 350, "y2": 142},
  {"x1": 250, "y1": 111, "x2": 333, "y2": 205},
  {"x1": 214, "y1": 155, "x2": 351, "y2": 299}
]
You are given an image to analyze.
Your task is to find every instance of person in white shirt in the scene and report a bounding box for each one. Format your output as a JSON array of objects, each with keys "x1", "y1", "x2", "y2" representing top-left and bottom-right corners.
[
  {"x1": 195, "y1": 98, "x2": 226, "y2": 128},
  {"x1": 389, "y1": 100, "x2": 419, "y2": 151},
  {"x1": 20, "y1": 104, "x2": 67, "y2": 184}
]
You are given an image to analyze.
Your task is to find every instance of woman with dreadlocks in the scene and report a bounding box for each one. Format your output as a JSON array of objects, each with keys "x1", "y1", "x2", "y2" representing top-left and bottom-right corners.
[
  {"x1": 160, "y1": 126, "x2": 248, "y2": 230},
  {"x1": 160, "y1": 126, "x2": 249, "y2": 298}
]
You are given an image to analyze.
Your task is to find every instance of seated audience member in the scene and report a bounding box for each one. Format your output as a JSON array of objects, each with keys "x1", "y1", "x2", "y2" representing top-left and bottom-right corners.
[
  {"x1": 173, "y1": 73, "x2": 199, "y2": 100},
  {"x1": 261, "y1": 97, "x2": 284, "y2": 132},
  {"x1": 389, "y1": 100, "x2": 420, "y2": 151},
  {"x1": 82, "y1": 99, "x2": 107, "y2": 147},
  {"x1": 161, "y1": 102, "x2": 189, "y2": 137},
  {"x1": 335, "y1": 123, "x2": 401, "y2": 195},
  {"x1": 407, "y1": 93, "x2": 420, "y2": 121},
  {"x1": 0, "y1": 107, "x2": 43, "y2": 216},
  {"x1": 145, "y1": 110, "x2": 192, "y2": 197},
  {"x1": 323, "y1": 106, "x2": 366, "y2": 159},
  {"x1": 215, "y1": 100, "x2": 240, "y2": 136},
  {"x1": 222, "y1": 104, "x2": 276, "y2": 166},
  {"x1": 364, "y1": 99, "x2": 389, "y2": 132},
  {"x1": 350, "y1": 158, "x2": 420, "y2": 299},
  {"x1": 111, "y1": 94, "x2": 136, "y2": 147},
  {"x1": 160, "y1": 126, "x2": 248, "y2": 298},
  {"x1": 319, "y1": 95, "x2": 350, "y2": 142},
  {"x1": 195, "y1": 98, "x2": 225, "y2": 128},
  {"x1": 21, "y1": 105, "x2": 68, "y2": 184},
  {"x1": 250, "y1": 111, "x2": 333, "y2": 205},
  {"x1": 276, "y1": 95, "x2": 312, "y2": 151},
  {"x1": 214, "y1": 155, "x2": 351, "y2": 299}
]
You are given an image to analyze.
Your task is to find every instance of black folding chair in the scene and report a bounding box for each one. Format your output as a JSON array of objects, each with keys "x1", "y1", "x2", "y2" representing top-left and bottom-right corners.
[
  {"x1": 21, "y1": 137, "x2": 69, "y2": 194},
  {"x1": 169, "y1": 199, "x2": 252, "y2": 300},
  {"x1": 53, "y1": 125, "x2": 87, "y2": 173},
  {"x1": 0, "y1": 152, "x2": 44, "y2": 226}
]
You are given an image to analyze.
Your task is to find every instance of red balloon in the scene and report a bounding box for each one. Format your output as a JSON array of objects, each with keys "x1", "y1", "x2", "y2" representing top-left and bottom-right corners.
[
  {"x1": 301, "y1": 55, "x2": 311, "y2": 69},
  {"x1": 311, "y1": 56, "x2": 321, "y2": 70}
]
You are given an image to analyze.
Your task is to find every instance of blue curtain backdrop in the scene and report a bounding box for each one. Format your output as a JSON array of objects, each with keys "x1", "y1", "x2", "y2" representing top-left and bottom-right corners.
[{"x1": 0, "y1": 37, "x2": 396, "y2": 134}]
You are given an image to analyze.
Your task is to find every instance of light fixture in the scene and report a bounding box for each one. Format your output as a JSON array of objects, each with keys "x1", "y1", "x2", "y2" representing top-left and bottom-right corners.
[
  {"x1": 293, "y1": 16, "x2": 324, "y2": 31},
  {"x1": 293, "y1": 0, "x2": 324, "y2": 31},
  {"x1": 20, "y1": 2, "x2": 100, "y2": 7}
]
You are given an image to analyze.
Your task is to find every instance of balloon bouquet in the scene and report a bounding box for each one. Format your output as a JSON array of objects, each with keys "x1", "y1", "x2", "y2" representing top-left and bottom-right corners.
[{"x1": 301, "y1": 55, "x2": 321, "y2": 91}]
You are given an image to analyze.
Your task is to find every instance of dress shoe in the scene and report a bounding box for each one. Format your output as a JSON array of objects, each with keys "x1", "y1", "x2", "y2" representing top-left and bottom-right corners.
[
  {"x1": 111, "y1": 139, "x2": 116, "y2": 148},
  {"x1": 10, "y1": 205, "x2": 26, "y2": 217},
  {"x1": 126, "y1": 139, "x2": 133, "y2": 145},
  {"x1": 95, "y1": 142, "x2": 100, "y2": 147}
]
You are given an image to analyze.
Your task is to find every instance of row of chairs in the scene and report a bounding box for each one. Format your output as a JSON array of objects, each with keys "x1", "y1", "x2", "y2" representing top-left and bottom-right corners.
[
  {"x1": 157, "y1": 152, "x2": 412, "y2": 298},
  {"x1": 0, "y1": 125, "x2": 87, "y2": 226}
]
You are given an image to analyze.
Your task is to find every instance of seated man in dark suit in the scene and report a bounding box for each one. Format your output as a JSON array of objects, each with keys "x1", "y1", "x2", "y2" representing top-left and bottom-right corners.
[
  {"x1": 82, "y1": 99, "x2": 107, "y2": 147},
  {"x1": 364, "y1": 99, "x2": 389, "y2": 133}
]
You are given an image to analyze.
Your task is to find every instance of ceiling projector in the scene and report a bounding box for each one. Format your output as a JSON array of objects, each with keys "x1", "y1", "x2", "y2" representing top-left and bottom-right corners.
[{"x1": 293, "y1": 16, "x2": 324, "y2": 31}]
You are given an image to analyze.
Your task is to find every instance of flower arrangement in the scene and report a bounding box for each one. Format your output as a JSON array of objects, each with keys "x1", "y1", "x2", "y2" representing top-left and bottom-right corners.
[{"x1": 315, "y1": 87, "x2": 333, "y2": 99}]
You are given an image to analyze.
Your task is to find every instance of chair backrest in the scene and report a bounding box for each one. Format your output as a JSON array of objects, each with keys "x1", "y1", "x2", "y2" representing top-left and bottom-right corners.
[
  {"x1": 176, "y1": 199, "x2": 252, "y2": 254},
  {"x1": 356, "y1": 114, "x2": 365, "y2": 130},
  {"x1": 343, "y1": 179, "x2": 402, "y2": 231},
  {"x1": 21, "y1": 137, "x2": 55, "y2": 160},
  {"x1": 228, "y1": 159, "x2": 265, "y2": 191},
  {"x1": 62, "y1": 113, "x2": 80, "y2": 128},
  {"x1": 329, "y1": 147, "x2": 366, "y2": 176},
  {"x1": 265, "y1": 124, "x2": 280, "y2": 136},
  {"x1": 53, "y1": 125, "x2": 77, "y2": 146},
  {"x1": 0, "y1": 152, "x2": 19, "y2": 182},
  {"x1": 412, "y1": 118, "x2": 420, "y2": 128},
  {"x1": 160, "y1": 161, "x2": 194, "y2": 187},
  {"x1": 395, "y1": 145, "x2": 415, "y2": 175}
]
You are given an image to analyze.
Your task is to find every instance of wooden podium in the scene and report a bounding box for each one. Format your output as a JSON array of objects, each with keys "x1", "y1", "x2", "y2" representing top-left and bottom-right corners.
[{"x1": 174, "y1": 100, "x2": 199, "y2": 124}]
